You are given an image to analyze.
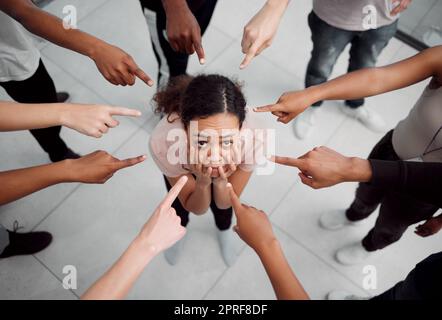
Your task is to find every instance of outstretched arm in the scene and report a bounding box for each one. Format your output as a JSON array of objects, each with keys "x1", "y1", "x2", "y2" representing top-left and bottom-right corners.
[
  {"x1": 81, "y1": 176, "x2": 188, "y2": 300},
  {"x1": 0, "y1": 151, "x2": 145, "y2": 205},
  {"x1": 227, "y1": 184, "x2": 309, "y2": 300},
  {"x1": 271, "y1": 146, "x2": 442, "y2": 207},
  {"x1": 0, "y1": 0, "x2": 153, "y2": 86},
  {"x1": 240, "y1": 0, "x2": 290, "y2": 69},
  {"x1": 162, "y1": 0, "x2": 205, "y2": 64},
  {"x1": 0, "y1": 101, "x2": 141, "y2": 137},
  {"x1": 255, "y1": 46, "x2": 442, "y2": 123}
]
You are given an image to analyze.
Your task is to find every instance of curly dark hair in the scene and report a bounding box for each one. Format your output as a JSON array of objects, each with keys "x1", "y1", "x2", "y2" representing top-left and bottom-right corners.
[{"x1": 153, "y1": 74, "x2": 247, "y2": 128}]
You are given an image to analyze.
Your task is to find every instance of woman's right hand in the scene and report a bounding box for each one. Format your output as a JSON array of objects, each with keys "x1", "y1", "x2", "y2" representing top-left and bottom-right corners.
[{"x1": 189, "y1": 163, "x2": 213, "y2": 186}]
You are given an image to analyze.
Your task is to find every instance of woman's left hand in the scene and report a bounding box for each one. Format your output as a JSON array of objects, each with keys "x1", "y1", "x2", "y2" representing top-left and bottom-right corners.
[
  {"x1": 213, "y1": 163, "x2": 237, "y2": 186},
  {"x1": 213, "y1": 144, "x2": 240, "y2": 185}
]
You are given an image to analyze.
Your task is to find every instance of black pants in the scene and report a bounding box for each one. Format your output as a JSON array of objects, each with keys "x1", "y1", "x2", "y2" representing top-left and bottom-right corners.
[
  {"x1": 0, "y1": 59, "x2": 67, "y2": 155},
  {"x1": 346, "y1": 130, "x2": 439, "y2": 251},
  {"x1": 141, "y1": 0, "x2": 218, "y2": 86},
  {"x1": 164, "y1": 176, "x2": 232, "y2": 230},
  {"x1": 371, "y1": 252, "x2": 442, "y2": 300}
]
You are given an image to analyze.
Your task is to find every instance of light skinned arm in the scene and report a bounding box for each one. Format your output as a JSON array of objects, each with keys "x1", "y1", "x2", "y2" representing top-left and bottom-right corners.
[
  {"x1": 0, "y1": 0, "x2": 153, "y2": 86},
  {"x1": 240, "y1": 0, "x2": 290, "y2": 69},
  {"x1": 81, "y1": 176, "x2": 188, "y2": 300},
  {"x1": 0, "y1": 101, "x2": 141, "y2": 137},
  {"x1": 255, "y1": 46, "x2": 442, "y2": 123},
  {"x1": 227, "y1": 184, "x2": 309, "y2": 300},
  {"x1": 0, "y1": 151, "x2": 146, "y2": 205}
]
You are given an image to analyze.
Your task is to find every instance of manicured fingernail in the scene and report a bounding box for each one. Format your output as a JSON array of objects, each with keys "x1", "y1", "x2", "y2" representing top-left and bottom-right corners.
[
  {"x1": 148, "y1": 80, "x2": 154, "y2": 86},
  {"x1": 199, "y1": 58, "x2": 205, "y2": 65}
]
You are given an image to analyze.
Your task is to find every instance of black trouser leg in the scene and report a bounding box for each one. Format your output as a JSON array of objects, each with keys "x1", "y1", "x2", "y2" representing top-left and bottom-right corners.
[
  {"x1": 346, "y1": 130, "x2": 399, "y2": 222},
  {"x1": 0, "y1": 59, "x2": 68, "y2": 155},
  {"x1": 163, "y1": 175, "x2": 232, "y2": 230},
  {"x1": 361, "y1": 191, "x2": 438, "y2": 251},
  {"x1": 142, "y1": 0, "x2": 218, "y2": 86}
]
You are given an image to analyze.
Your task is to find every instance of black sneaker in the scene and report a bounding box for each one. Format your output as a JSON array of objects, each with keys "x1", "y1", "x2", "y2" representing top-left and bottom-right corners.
[
  {"x1": 49, "y1": 147, "x2": 81, "y2": 162},
  {"x1": 57, "y1": 91, "x2": 70, "y2": 103},
  {"x1": 0, "y1": 222, "x2": 53, "y2": 258}
]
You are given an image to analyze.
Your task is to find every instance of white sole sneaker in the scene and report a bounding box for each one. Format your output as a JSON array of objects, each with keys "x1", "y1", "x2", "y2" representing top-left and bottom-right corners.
[
  {"x1": 319, "y1": 209, "x2": 365, "y2": 231},
  {"x1": 292, "y1": 107, "x2": 319, "y2": 140},
  {"x1": 335, "y1": 242, "x2": 374, "y2": 265},
  {"x1": 339, "y1": 105, "x2": 386, "y2": 133},
  {"x1": 217, "y1": 229, "x2": 238, "y2": 267}
]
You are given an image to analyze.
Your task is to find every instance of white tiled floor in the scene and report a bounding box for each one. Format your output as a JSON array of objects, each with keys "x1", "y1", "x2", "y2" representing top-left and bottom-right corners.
[{"x1": 1, "y1": 0, "x2": 440, "y2": 300}]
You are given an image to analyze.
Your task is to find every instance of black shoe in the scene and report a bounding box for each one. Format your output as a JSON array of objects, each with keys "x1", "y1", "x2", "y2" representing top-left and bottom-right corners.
[
  {"x1": 0, "y1": 222, "x2": 53, "y2": 258},
  {"x1": 49, "y1": 147, "x2": 81, "y2": 162},
  {"x1": 57, "y1": 91, "x2": 70, "y2": 103}
]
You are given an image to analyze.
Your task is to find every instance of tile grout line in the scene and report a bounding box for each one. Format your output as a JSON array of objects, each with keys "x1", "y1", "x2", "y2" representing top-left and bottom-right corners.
[
  {"x1": 38, "y1": 0, "x2": 112, "y2": 51},
  {"x1": 29, "y1": 118, "x2": 154, "y2": 297},
  {"x1": 273, "y1": 223, "x2": 371, "y2": 297},
  {"x1": 268, "y1": 115, "x2": 372, "y2": 296},
  {"x1": 202, "y1": 111, "x2": 352, "y2": 299},
  {"x1": 31, "y1": 115, "x2": 153, "y2": 233},
  {"x1": 41, "y1": 55, "x2": 117, "y2": 107},
  {"x1": 32, "y1": 254, "x2": 80, "y2": 299},
  {"x1": 201, "y1": 179, "x2": 298, "y2": 300}
]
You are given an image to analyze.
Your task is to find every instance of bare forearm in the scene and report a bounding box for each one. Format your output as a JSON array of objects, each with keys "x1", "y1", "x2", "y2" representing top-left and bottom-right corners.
[
  {"x1": 6, "y1": 0, "x2": 105, "y2": 59},
  {"x1": 184, "y1": 182, "x2": 211, "y2": 215},
  {"x1": 311, "y1": 47, "x2": 442, "y2": 104},
  {"x1": 162, "y1": 0, "x2": 188, "y2": 14},
  {"x1": 0, "y1": 102, "x2": 66, "y2": 131},
  {"x1": 81, "y1": 237, "x2": 156, "y2": 300},
  {"x1": 311, "y1": 68, "x2": 393, "y2": 103},
  {"x1": 0, "y1": 161, "x2": 69, "y2": 205},
  {"x1": 265, "y1": 0, "x2": 290, "y2": 12},
  {"x1": 257, "y1": 240, "x2": 309, "y2": 300}
]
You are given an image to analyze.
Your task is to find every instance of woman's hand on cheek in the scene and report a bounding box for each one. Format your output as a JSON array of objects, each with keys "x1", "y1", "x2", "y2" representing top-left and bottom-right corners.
[
  {"x1": 213, "y1": 164, "x2": 236, "y2": 187},
  {"x1": 190, "y1": 163, "x2": 212, "y2": 187}
]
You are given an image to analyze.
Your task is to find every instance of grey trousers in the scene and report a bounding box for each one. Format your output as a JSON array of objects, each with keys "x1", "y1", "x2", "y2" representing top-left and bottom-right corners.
[{"x1": 0, "y1": 225, "x2": 9, "y2": 254}]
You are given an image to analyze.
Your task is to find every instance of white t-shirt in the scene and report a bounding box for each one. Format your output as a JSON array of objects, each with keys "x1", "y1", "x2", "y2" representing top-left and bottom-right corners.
[
  {"x1": 313, "y1": 0, "x2": 398, "y2": 31},
  {"x1": 149, "y1": 112, "x2": 268, "y2": 178},
  {"x1": 0, "y1": 11, "x2": 40, "y2": 82}
]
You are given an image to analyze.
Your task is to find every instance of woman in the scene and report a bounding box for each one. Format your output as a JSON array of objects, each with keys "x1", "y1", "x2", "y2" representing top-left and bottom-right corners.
[
  {"x1": 149, "y1": 74, "x2": 266, "y2": 267},
  {"x1": 256, "y1": 45, "x2": 442, "y2": 265}
]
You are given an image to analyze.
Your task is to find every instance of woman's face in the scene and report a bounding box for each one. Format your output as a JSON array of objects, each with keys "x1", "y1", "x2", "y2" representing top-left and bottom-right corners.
[{"x1": 187, "y1": 112, "x2": 241, "y2": 178}]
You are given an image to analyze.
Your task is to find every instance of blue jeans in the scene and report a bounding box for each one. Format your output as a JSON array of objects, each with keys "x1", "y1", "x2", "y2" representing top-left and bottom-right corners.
[{"x1": 305, "y1": 11, "x2": 398, "y2": 108}]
